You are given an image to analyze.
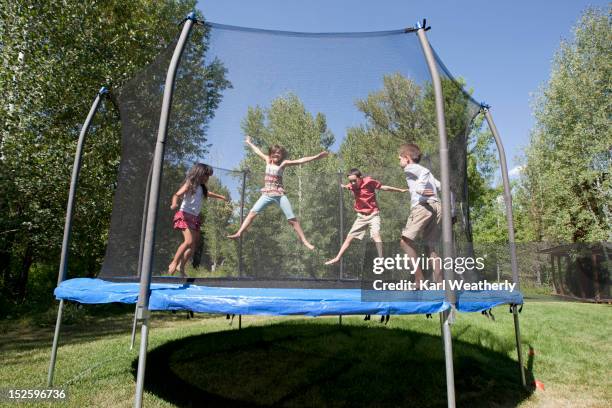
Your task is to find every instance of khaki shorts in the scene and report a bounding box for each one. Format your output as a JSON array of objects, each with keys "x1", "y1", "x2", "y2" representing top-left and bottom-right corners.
[
  {"x1": 347, "y1": 212, "x2": 381, "y2": 240},
  {"x1": 402, "y1": 201, "x2": 441, "y2": 243}
]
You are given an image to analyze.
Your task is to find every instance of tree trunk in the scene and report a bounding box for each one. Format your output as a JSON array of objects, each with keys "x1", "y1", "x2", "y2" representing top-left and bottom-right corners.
[{"x1": 16, "y1": 243, "x2": 33, "y2": 302}]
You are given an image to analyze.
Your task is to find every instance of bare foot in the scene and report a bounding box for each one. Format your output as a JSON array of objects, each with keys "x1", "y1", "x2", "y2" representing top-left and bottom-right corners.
[
  {"x1": 177, "y1": 263, "x2": 187, "y2": 278},
  {"x1": 325, "y1": 257, "x2": 340, "y2": 265},
  {"x1": 227, "y1": 232, "x2": 241, "y2": 240},
  {"x1": 303, "y1": 241, "x2": 315, "y2": 250},
  {"x1": 168, "y1": 261, "x2": 177, "y2": 275}
]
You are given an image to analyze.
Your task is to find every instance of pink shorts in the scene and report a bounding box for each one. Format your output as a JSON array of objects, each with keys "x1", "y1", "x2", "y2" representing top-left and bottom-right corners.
[{"x1": 173, "y1": 211, "x2": 201, "y2": 231}]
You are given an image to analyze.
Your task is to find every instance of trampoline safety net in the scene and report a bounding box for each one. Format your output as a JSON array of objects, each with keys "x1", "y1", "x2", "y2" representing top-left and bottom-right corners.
[{"x1": 100, "y1": 22, "x2": 485, "y2": 287}]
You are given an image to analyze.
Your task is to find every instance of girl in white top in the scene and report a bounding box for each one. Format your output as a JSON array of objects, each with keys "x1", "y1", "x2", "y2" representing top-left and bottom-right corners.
[
  {"x1": 169, "y1": 163, "x2": 227, "y2": 277},
  {"x1": 227, "y1": 136, "x2": 328, "y2": 250}
]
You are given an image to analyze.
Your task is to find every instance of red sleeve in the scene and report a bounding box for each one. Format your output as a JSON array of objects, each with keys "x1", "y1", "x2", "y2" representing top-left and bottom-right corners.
[{"x1": 371, "y1": 179, "x2": 382, "y2": 190}]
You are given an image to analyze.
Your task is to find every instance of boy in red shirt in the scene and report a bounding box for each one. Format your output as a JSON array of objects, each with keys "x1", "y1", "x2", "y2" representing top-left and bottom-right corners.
[{"x1": 325, "y1": 168, "x2": 407, "y2": 265}]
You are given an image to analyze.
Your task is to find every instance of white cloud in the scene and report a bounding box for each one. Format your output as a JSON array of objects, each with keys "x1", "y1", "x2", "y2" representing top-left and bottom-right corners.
[{"x1": 508, "y1": 165, "x2": 524, "y2": 178}]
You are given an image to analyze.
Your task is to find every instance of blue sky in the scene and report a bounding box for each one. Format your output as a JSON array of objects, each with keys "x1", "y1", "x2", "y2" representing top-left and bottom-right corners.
[{"x1": 196, "y1": 0, "x2": 607, "y2": 176}]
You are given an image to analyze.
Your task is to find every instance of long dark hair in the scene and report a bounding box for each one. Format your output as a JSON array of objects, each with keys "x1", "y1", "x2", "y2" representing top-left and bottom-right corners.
[{"x1": 185, "y1": 163, "x2": 213, "y2": 196}]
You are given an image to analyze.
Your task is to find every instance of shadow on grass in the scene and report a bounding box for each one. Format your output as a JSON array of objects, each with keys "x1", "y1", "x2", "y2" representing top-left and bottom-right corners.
[
  {"x1": 0, "y1": 303, "x2": 209, "y2": 356},
  {"x1": 138, "y1": 323, "x2": 534, "y2": 407}
]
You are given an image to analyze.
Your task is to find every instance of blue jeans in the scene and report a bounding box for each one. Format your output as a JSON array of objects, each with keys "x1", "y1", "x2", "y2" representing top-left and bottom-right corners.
[{"x1": 250, "y1": 194, "x2": 296, "y2": 220}]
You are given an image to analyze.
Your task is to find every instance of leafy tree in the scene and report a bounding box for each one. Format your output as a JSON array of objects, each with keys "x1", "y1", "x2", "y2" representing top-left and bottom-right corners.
[
  {"x1": 521, "y1": 7, "x2": 611, "y2": 243},
  {"x1": 0, "y1": 1, "x2": 230, "y2": 310}
]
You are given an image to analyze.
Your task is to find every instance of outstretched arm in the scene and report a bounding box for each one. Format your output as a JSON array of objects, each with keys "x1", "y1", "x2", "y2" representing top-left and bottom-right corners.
[
  {"x1": 380, "y1": 185, "x2": 408, "y2": 193},
  {"x1": 171, "y1": 182, "x2": 189, "y2": 210},
  {"x1": 208, "y1": 191, "x2": 229, "y2": 201},
  {"x1": 245, "y1": 136, "x2": 268, "y2": 162},
  {"x1": 283, "y1": 151, "x2": 329, "y2": 167}
]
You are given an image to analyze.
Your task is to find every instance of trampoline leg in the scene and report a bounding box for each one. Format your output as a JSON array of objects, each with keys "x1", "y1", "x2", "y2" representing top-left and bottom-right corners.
[
  {"x1": 47, "y1": 299, "x2": 65, "y2": 387},
  {"x1": 339, "y1": 315, "x2": 342, "y2": 325},
  {"x1": 130, "y1": 303, "x2": 138, "y2": 350},
  {"x1": 440, "y1": 309, "x2": 456, "y2": 408},
  {"x1": 133, "y1": 317, "x2": 150, "y2": 408},
  {"x1": 238, "y1": 314, "x2": 242, "y2": 330},
  {"x1": 512, "y1": 305, "x2": 527, "y2": 386}
]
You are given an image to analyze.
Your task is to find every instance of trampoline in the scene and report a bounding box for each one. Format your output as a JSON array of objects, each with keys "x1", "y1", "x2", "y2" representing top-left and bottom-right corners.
[
  {"x1": 47, "y1": 12, "x2": 527, "y2": 408},
  {"x1": 54, "y1": 278, "x2": 522, "y2": 316}
]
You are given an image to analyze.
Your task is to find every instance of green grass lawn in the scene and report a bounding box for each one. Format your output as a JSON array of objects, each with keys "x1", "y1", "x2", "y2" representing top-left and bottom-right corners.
[{"x1": 0, "y1": 302, "x2": 610, "y2": 407}]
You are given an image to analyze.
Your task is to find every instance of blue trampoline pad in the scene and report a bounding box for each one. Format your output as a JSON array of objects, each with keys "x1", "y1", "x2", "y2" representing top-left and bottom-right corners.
[{"x1": 54, "y1": 278, "x2": 522, "y2": 317}]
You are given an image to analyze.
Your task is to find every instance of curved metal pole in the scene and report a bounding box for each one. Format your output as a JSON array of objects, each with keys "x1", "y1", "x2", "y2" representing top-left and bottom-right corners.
[
  {"x1": 338, "y1": 171, "x2": 345, "y2": 279},
  {"x1": 57, "y1": 87, "x2": 109, "y2": 285},
  {"x1": 415, "y1": 23, "x2": 456, "y2": 408},
  {"x1": 130, "y1": 163, "x2": 154, "y2": 349},
  {"x1": 482, "y1": 107, "x2": 519, "y2": 286},
  {"x1": 133, "y1": 13, "x2": 197, "y2": 408},
  {"x1": 416, "y1": 28, "x2": 454, "y2": 303},
  {"x1": 238, "y1": 170, "x2": 247, "y2": 277},
  {"x1": 482, "y1": 106, "x2": 526, "y2": 387},
  {"x1": 137, "y1": 163, "x2": 154, "y2": 279},
  {"x1": 48, "y1": 86, "x2": 108, "y2": 386}
]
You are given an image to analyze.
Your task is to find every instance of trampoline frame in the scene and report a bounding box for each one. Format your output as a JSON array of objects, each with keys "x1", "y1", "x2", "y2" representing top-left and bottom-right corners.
[{"x1": 46, "y1": 14, "x2": 526, "y2": 408}]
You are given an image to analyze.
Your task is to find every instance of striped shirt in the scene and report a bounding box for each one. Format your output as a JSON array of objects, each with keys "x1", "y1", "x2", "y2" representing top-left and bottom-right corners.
[{"x1": 261, "y1": 162, "x2": 285, "y2": 196}]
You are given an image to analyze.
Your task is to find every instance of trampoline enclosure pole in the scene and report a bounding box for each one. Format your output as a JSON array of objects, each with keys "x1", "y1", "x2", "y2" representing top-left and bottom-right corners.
[
  {"x1": 482, "y1": 108, "x2": 519, "y2": 286},
  {"x1": 416, "y1": 23, "x2": 456, "y2": 408},
  {"x1": 133, "y1": 13, "x2": 196, "y2": 408},
  {"x1": 131, "y1": 165, "x2": 153, "y2": 349},
  {"x1": 57, "y1": 87, "x2": 108, "y2": 286},
  {"x1": 338, "y1": 171, "x2": 345, "y2": 279},
  {"x1": 415, "y1": 26, "x2": 455, "y2": 303},
  {"x1": 482, "y1": 107, "x2": 526, "y2": 386},
  {"x1": 48, "y1": 87, "x2": 108, "y2": 387},
  {"x1": 137, "y1": 164, "x2": 154, "y2": 279},
  {"x1": 238, "y1": 170, "x2": 247, "y2": 277},
  {"x1": 130, "y1": 303, "x2": 138, "y2": 350},
  {"x1": 440, "y1": 309, "x2": 455, "y2": 406},
  {"x1": 512, "y1": 304, "x2": 526, "y2": 386},
  {"x1": 47, "y1": 300, "x2": 64, "y2": 386}
]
